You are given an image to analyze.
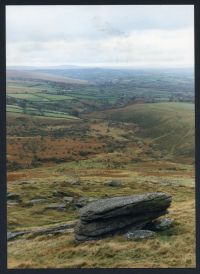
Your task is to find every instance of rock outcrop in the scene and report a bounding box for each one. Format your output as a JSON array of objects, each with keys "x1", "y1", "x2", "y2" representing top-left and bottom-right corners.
[
  {"x1": 75, "y1": 192, "x2": 172, "y2": 241},
  {"x1": 8, "y1": 221, "x2": 77, "y2": 241}
]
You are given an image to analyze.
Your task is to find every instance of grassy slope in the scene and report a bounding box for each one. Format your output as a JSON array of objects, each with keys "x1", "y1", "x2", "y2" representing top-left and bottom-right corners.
[
  {"x1": 106, "y1": 102, "x2": 195, "y2": 160},
  {"x1": 6, "y1": 80, "x2": 60, "y2": 94}
]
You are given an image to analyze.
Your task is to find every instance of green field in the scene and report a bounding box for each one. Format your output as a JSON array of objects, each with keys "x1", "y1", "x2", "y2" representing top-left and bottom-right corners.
[
  {"x1": 7, "y1": 80, "x2": 59, "y2": 94},
  {"x1": 7, "y1": 105, "x2": 24, "y2": 113},
  {"x1": 34, "y1": 93, "x2": 74, "y2": 101},
  {"x1": 8, "y1": 93, "x2": 49, "y2": 102},
  {"x1": 7, "y1": 105, "x2": 78, "y2": 120},
  {"x1": 8, "y1": 92, "x2": 74, "y2": 101}
]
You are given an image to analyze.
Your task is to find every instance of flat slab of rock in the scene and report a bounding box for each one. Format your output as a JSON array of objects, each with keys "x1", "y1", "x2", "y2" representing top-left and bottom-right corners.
[
  {"x1": 75, "y1": 192, "x2": 172, "y2": 241},
  {"x1": 125, "y1": 230, "x2": 156, "y2": 240},
  {"x1": 30, "y1": 199, "x2": 46, "y2": 205},
  {"x1": 44, "y1": 204, "x2": 67, "y2": 211},
  {"x1": 8, "y1": 221, "x2": 77, "y2": 241},
  {"x1": 80, "y1": 192, "x2": 171, "y2": 222},
  {"x1": 8, "y1": 231, "x2": 31, "y2": 241}
]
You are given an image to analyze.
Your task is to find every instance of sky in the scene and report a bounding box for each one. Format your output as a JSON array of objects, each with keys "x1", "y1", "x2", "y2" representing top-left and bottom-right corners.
[{"x1": 6, "y1": 5, "x2": 194, "y2": 68}]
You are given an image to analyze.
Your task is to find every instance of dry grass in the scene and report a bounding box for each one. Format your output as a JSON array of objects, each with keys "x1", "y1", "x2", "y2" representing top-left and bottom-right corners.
[
  {"x1": 8, "y1": 199, "x2": 195, "y2": 268},
  {"x1": 7, "y1": 162, "x2": 195, "y2": 268},
  {"x1": 7, "y1": 136, "x2": 104, "y2": 165}
]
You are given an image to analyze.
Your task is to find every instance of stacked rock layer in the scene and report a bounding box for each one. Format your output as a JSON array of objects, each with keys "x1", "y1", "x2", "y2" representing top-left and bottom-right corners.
[{"x1": 75, "y1": 192, "x2": 172, "y2": 241}]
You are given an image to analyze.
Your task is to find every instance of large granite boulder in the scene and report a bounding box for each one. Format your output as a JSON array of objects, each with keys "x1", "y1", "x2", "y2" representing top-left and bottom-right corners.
[{"x1": 75, "y1": 192, "x2": 172, "y2": 241}]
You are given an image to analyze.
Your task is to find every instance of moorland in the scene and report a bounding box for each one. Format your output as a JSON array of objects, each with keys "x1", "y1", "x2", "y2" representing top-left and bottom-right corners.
[{"x1": 7, "y1": 67, "x2": 195, "y2": 268}]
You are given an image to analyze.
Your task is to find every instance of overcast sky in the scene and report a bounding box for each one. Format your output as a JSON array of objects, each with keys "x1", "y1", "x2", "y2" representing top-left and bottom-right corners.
[{"x1": 6, "y1": 5, "x2": 194, "y2": 68}]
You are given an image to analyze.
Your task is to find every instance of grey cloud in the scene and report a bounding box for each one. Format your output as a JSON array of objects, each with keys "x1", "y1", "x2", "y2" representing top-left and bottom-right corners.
[
  {"x1": 6, "y1": 5, "x2": 194, "y2": 67},
  {"x1": 6, "y1": 5, "x2": 194, "y2": 43}
]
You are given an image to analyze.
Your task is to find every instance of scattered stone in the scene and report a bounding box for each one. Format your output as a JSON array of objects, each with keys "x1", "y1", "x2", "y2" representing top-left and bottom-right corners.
[
  {"x1": 17, "y1": 180, "x2": 35, "y2": 185},
  {"x1": 7, "y1": 201, "x2": 20, "y2": 206},
  {"x1": 104, "y1": 180, "x2": 122, "y2": 187},
  {"x1": 7, "y1": 192, "x2": 21, "y2": 202},
  {"x1": 29, "y1": 199, "x2": 46, "y2": 205},
  {"x1": 63, "y1": 196, "x2": 74, "y2": 204},
  {"x1": 74, "y1": 197, "x2": 98, "y2": 208},
  {"x1": 75, "y1": 192, "x2": 172, "y2": 241},
  {"x1": 146, "y1": 217, "x2": 174, "y2": 231},
  {"x1": 125, "y1": 230, "x2": 156, "y2": 240},
  {"x1": 69, "y1": 178, "x2": 81, "y2": 185},
  {"x1": 52, "y1": 190, "x2": 70, "y2": 197},
  {"x1": 160, "y1": 179, "x2": 181, "y2": 187},
  {"x1": 27, "y1": 222, "x2": 77, "y2": 238},
  {"x1": 44, "y1": 203, "x2": 67, "y2": 211},
  {"x1": 7, "y1": 221, "x2": 77, "y2": 241},
  {"x1": 7, "y1": 231, "x2": 30, "y2": 241}
]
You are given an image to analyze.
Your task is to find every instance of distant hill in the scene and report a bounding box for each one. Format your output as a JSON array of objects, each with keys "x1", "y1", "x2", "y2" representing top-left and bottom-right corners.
[
  {"x1": 7, "y1": 65, "x2": 84, "y2": 70},
  {"x1": 6, "y1": 69, "x2": 89, "y2": 85}
]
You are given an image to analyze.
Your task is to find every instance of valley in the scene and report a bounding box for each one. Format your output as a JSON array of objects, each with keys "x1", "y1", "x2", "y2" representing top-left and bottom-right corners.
[{"x1": 7, "y1": 67, "x2": 195, "y2": 268}]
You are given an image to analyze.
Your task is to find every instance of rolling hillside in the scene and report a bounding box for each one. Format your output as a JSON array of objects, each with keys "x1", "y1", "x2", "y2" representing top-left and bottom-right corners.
[{"x1": 106, "y1": 102, "x2": 195, "y2": 160}]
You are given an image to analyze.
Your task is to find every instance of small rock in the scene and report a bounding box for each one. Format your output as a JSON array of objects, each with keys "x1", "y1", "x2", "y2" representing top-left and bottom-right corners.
[
  {"x1": 63, "y1": 197, "x2": 74, "y2": 204},
  {"x1": 69, "y1": 179, "x2": 81, "y2": 185},
  {"x1": 7, "y1": 201, "x2": 20, "y2": 206},
  {"x1": 17, "y1": 180, "x2": 35, "y2": 185},
  {"x1": 7, "y1": 231, "x2": 30, "y2": 241},
  {"x1": 146, "y1": 218, "x2": 174, "y2": 231},
  {"x1": 52, "y1": 190, "x2": 69, "y2": 197},
  {"x1": 125, "y1": 230, "x2": 156, "y2": 240},
  {"x1": 44, "y1": 203, "x2": 67, "y2": 211},
  {"x1": 74, "y1": 197, "x2": 98, "y2": 208},
  {"x1": 104, "y1": 180, "x2": 122, "y2": 187},
  {"x1": 30, "y1": 199, "x2": 46, "y2": 205},
  {"x1": 7, "y1": 192, "x2": 21, "y2": 201}
]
